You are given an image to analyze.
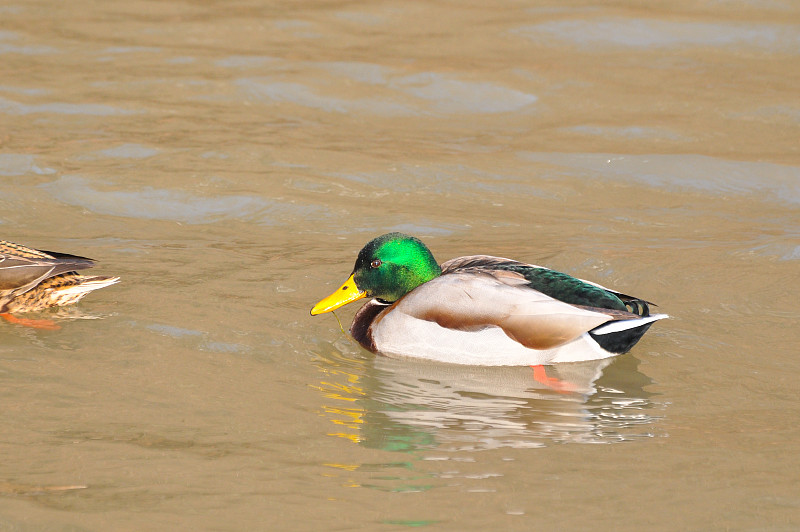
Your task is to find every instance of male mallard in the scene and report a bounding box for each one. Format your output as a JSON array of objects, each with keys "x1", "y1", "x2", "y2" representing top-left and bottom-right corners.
[
  {"x1": 0, "y1": 239, "x2": 119, "y2": 327},
  {"x1": 311, "y1": 233, "x2": 666, "y2": 366}
]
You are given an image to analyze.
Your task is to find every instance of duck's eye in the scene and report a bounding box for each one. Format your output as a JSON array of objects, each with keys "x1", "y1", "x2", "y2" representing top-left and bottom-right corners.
[{"x1": 370, "y1": 259, "x2": 382, "y2": 268}]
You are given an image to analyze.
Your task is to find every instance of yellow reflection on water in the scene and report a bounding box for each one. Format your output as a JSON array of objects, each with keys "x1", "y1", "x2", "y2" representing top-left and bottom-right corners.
[
  {"x1": 312, "y1": 346, "x2": 368, "y2": 445},
  {"x1": 313, "y1": 344, "x2": 665, "y2": 453}
]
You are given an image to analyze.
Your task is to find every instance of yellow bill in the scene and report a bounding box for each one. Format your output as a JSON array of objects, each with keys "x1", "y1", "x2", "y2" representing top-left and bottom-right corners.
[{"x1": 310, "y1": 274, "x2": 366, "y2": 315}]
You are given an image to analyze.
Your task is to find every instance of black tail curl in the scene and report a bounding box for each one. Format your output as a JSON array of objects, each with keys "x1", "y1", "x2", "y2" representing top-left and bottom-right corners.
[{"x1": 624, "y1": 299, "x2": 651, "y2": 317}]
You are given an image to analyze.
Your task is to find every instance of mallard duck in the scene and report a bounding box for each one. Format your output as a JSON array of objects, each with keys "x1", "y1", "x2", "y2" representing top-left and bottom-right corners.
[
  {"x1": 311, "y1": 233, "x2": 666, "y2": 366},
  {"x1": 0, "y1": 239, "x2": 119, "y2": 327}
]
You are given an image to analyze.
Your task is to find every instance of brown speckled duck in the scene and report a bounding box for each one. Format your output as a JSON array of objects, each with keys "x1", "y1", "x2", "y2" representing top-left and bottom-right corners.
[{"x1": 0, "y1": 239, "x2": 119, "y2": 327}]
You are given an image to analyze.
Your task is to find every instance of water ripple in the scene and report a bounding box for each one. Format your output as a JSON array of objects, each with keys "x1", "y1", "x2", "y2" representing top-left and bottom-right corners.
[
  {"x1": 0, "y1": 154, "x2": 55, "y2": 176},
  {"x1": 0, "y1": 96, "x2": 138, "y2": 116},
  {"x1": 235, "y1": 61, "x2": 537, "y2": 115},
  {"x1": 514, "y1": 18, "x2": 800, "y2": 52},
  {"x1": 0, "y1": 31, "x2": 59, "y2": 55},
  {"x1": 40, "y1": 175, "x2": 328, "y2": 225},
  {"x1": 519, "y1": 152, "x2": 800, "y2": 205}
]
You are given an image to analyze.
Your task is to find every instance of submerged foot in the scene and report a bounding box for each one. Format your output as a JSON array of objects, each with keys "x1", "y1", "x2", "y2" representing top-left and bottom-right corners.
[
  {"x1": 531, "y1": 365, "x2": 577, "y2": 393},
  {"x1": 1, "y1": 313, "x2": 60, "y2": 330}
]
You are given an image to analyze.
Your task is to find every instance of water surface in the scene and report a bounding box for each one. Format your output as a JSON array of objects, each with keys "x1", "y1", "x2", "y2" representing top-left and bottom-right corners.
[{"x1": 1, "y1": 0, "x2": 799, "y2": 530}]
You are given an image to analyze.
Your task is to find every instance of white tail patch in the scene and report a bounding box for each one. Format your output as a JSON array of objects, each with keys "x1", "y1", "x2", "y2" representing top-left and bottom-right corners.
[
  {"x1": 53, "y1": 277, "x2": 120, "y2": 297},
  {"x1": 590, "y1": 314, "x2": 668, "y2": 335}
]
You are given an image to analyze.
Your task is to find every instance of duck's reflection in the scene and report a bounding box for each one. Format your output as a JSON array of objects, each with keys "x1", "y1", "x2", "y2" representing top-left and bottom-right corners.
[{"x1": 313, "y1": 342, "x2": 663, "y2": 452}]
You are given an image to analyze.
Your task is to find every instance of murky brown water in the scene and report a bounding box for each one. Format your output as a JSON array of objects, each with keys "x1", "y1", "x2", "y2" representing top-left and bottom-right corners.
[{"x1": 1, "y1": 0, "x2": 799, "y2": 529}]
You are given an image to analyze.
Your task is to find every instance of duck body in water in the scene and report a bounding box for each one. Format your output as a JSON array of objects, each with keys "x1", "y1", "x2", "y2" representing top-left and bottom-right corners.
[
  {"x1": 311, "y1": 233, "x2": 666, "y2": 366},
  {"x1": 0, "y1": 239, "x2": 119, "y2": 327}
]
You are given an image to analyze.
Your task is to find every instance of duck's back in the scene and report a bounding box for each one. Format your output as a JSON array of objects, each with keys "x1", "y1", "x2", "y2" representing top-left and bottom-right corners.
[
  {"x1": 441, "y1": 255, "x2": 650, "y2": 316},
  {"x1": 0, "y1": 239, "x2": 117, "y2": 314},
  {"x1": 0, "y1": 240, "x2": 95, "y2": 294}
]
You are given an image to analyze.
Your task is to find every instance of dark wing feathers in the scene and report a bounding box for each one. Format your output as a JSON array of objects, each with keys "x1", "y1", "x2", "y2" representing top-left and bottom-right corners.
[
  {"x1": 0, "y1": 240, "x2": 96, "y2": 294},
  {"x1": 442, "y1": 255, "x2": 636, "y2": 314}
]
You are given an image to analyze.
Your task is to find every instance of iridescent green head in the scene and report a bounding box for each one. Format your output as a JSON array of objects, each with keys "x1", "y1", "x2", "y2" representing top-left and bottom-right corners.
[
  {"x1": 352, "y1": 233, "x2": 442, "y2": 302},
  {"x1": 310, "y1": 233, "x2": 442, "y2": 315}
]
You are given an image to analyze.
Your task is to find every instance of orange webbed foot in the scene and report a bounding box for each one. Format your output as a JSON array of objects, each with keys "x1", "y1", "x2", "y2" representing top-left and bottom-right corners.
[
  {"x1": 1, "y1": 313, "x2": 60, "y2": 330},
  {"x1": 531, "y1": 365, "x2": 577, "y2": 394}
]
